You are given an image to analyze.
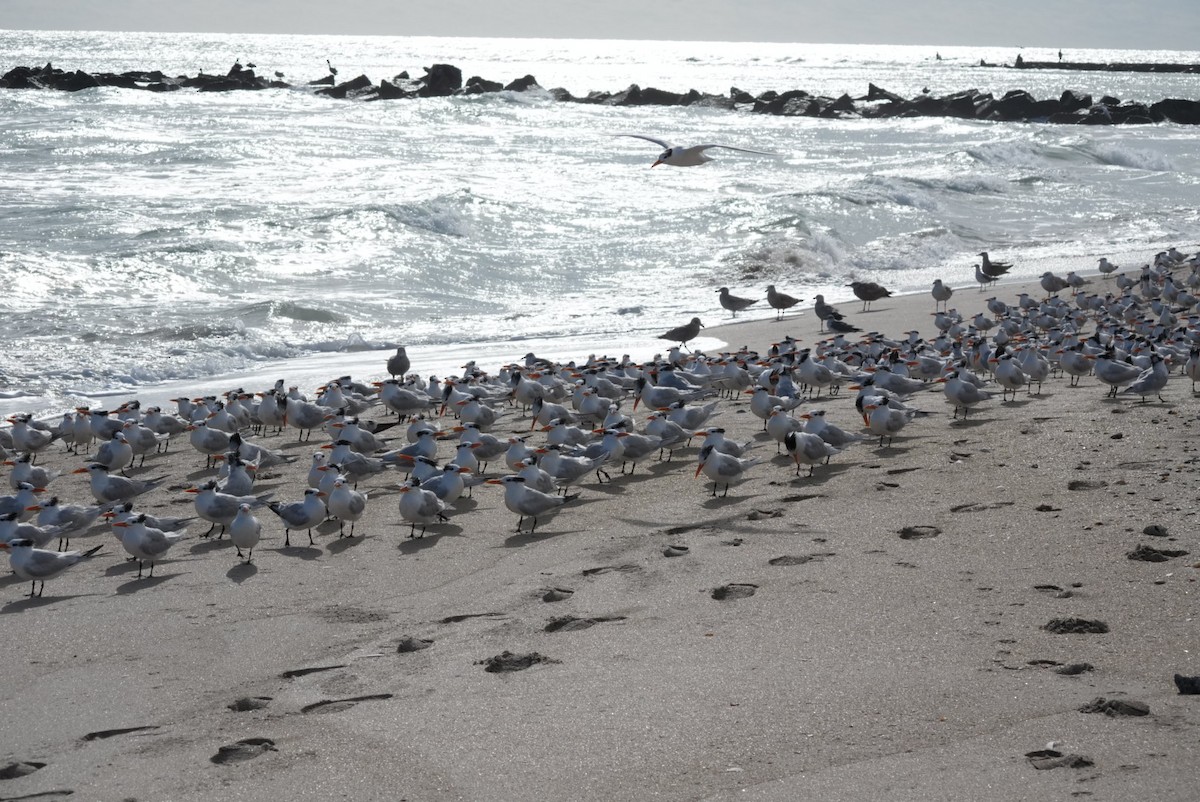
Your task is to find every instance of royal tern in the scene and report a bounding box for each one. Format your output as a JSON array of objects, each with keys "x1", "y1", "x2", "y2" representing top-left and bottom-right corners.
[
  {"x1": 327, "y1": 477, "x2": 368, "y2": 538},
  {"x1": 228, "y1": 503, "x2": 262, "y2": 562},
  {"x1": 695, "y1": 444, "x2": 763, "y2": 497},
  {"x1": 766, "y1": 406, "x2": 805, "y2": 452},
  {"x1": 113, "y1": 515, "x2": 187, "y2": 578},
  {"x1": 73, "y1": 464, "x2": 165, "y2": 505},
  {"x1": 863, "y1": 402, "x2": 916, "y2": 448},
  {"x1": 784, "y1": 430, "x2": 840, "y2": 477},
  {"x1": 694, "y1": 427, "x2": 755, "y2": 458},
  {"x1": 0, "y1": 512, "x2": 61, "y2": 548},
  {"x1": 397, "y1": 479, "x2": 448, "y2": 537},
  {"x1": 937, "y1": 370, "x2": 994, "y2": 419},
  {"x1": 186, "y1": 481, "x2": 269, "y2": 538},
  {"x1": 420, "y1": 463, "x2": 474, "y2": 504},
  {"x1": 0, "y1": 538, "x2": 102, "y2": 597},
  {"x1": 616, "y1": 133, "x2": 775, "y2": 167},
  {"x1": 1119, "y1": 353, "x2": 1169, "y2": 402},
  {"x1": 4, "y1": 453, "x2": 59, "y2": 490},
  {"x1": 800, "y1": 410, "x2": 864, "y2": 448},
  {"x1": 267, "y1": 488, "x2": 326, "y2": 546},
  {"x1": 486, "y1": 475, "x2": 578, "y2": 533},
  {"x1": 35, "y1": 496, "x2": 101, "y2": 549}
]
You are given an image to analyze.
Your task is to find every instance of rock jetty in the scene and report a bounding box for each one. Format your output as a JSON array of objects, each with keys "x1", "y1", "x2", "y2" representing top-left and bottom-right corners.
[{"x1": 4, "y1": 60, "x2": 1200, "y2": 126}]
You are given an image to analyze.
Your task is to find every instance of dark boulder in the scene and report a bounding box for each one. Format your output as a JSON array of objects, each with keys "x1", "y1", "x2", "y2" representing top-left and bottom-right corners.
[
  {"x1": 504, "y1": 74, "x2": 540, "y2": 92},
  {"x1": 418, "y1": 63, "x2": 462, "y2": 97},
  {"x1": 319, "y1": 74, "x2": 373, "y2": 99},
  {"x1": 729, "y1": 87, "x2": 756, "y2": 104},
  {"x1": 1151, "y1": 98, "x2": 1200, "y2": 125},
  {"x1": 1059, "y1": 89, "x2": 1092, "y2": 112},
  {"x1": 864, "y1": 83, "x2": 904, "y2": 103},
  {"x1": 635, "y1": 86, "x2": 685, "y2": 105},
  {"x1": 376, "y1": 79, "x2": 412, "y2": 100},
  {"x1": 548, "y1": 87, "x2": 575, "y2": 102},
  {"x1": 463, "y1": 75, "x2": 503, "y2": 94},
  {"x1": 54, "y1": 70, "x2": 100, "y2": 91}
]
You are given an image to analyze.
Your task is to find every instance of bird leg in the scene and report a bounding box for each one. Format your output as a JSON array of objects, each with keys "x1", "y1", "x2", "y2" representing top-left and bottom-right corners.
[{"x1": 284, "y1": 529, "x2": 292, "y2": 547}]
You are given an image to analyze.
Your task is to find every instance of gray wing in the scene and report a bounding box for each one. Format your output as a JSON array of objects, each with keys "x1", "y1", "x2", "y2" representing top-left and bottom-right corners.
[
  {"x1": 696, "y1": 143, "x2": 778, "y2": 157},
  {"x1": 24, "y1": 549, "x2": 78, "y2": 578},
  {"x1": 615, "y1": 133, "x2": 673, "y2": 149}
]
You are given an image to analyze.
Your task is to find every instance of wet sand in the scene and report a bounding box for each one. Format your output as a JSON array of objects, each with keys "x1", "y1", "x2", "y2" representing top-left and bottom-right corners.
[{"x1": 2, "y1": 265, "x2": 1199, "y2": 800}]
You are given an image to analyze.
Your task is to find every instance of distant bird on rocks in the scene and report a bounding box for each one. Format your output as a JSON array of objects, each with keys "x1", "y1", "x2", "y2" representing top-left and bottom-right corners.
[
  {"x1": 659, "y1": 317, "x2": 704, "y2": 349},
  {"x1": 615, "y1": 134, "x2": 776, "y2": 167},
  {"x1": 848, "y1": 281, "x2": 893, "y2": 312},
  {"x1": 931, "y1": 279, "x2": 953, "y2": 311},
  {"x1": 716, "y1": 287, "x2": 758, "y2": 318},
  {"x1": 765, "y1": 285, "x2": 802, "y2": 319},
  {"x1": 326, "y1": 59, "x2": 338, "y2": 80}
]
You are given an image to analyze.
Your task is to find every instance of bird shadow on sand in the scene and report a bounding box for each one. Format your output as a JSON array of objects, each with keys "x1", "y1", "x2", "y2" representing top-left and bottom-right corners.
[
  {"x1": 324, "y1": 535, "x2": 367, "y2": 554},
  {"x1": 1000, "y1": 398, "x2": 1036, "y2": 408},
  {"x1": 700, "y1": 489, "x2": 765, "y2": 508},
  {"x1": 0, "y1": 573, "x2": 32, "y2": 590},
  {"x1": 866, "y1": 443, "x2": 917, "y2": 458},
  {"x1": 274, "y1": 544, "x2": 323, "y2": 560},
  {"x1": 226, "y1": 562, "x2": 258, "y2": 584},
  {"x1": 397, "y1": 525, "x2": 464, "y2": 553},
  {"x1": 1, "y1": 592, "x2": 97, "y2": 613},
  {"x1": 190, "y1": 538, "x2": 232, "y2": 555},
  {"x1": 949, "y1": 417, "x2": 992, "y2": 428},
  {"x1": 105, "y1": 559, "x2": 145, "y2": 577},
  {"x1": 502, "y1": 526, "x2": 585, "y2": 548},
  {"x1": 116, "y1": 573, "x2": 178, "y2": 594},
  {"x1": 788, "y1": 462, "x2": 857, "y2": 485}
]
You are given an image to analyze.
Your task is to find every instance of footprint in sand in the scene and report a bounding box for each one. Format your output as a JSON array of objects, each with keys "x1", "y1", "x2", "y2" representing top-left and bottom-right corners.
[
  {"x1": 397, "y1": 636, "x2": 434, "y2": 653},
  {"x1": 280, "y1": 664, "x2": 346, "y2": 679},
  {"x1": 1026, "y1": 749, "x2": 1094, "y2": 770},
  {"x1": 0, "y1": 761, "x2": 46, "y2": 779},
  {"x1": 769, "y1": 553, "x2": 835, "y2": 566},
  {"x1": 897, "y1": 525, "x2": 940, "y2": 540},
  {"x1": 478, "y1": 651, "x2": 558, "y2": 673},
  {"x1": 82, "y1": 725, "x2": 159, "y2": 741},
  {"x1": 228, "y1": 697, "x2": 272, "y2": 712},
  {"x1": 210, "y1": 737, "x2": 277, "y2": 764},
  {"x1": 1079, "y1": 697, "x2": 1150, "y2": 717},
  {"x1": 301, "y1": 694, "x2": 393, "y2": 714},
  {"x1": 542, "y1": 587, "x2": 574, "y2": 602},
  {"x1": 1043, "y1": 617, "x2": 1109, "y2": 634},
  {"x1": 544, "y1": 615, "x2": 626, "y2": 632},
  {"x1": 663, "y1": 545, "x2": 689, "y2": 557},
  {"x1": 711, "y1": 583, "x2": 757, "y2": 600}
]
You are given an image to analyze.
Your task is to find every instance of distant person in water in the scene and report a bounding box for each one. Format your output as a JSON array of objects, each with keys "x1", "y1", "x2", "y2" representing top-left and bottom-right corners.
[{"x1": 1058, "y1": 49, "x2": 1064, "y2": 61}]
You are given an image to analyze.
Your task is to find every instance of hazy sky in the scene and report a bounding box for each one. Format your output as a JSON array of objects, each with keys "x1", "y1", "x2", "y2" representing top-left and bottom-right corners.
[{"x1": 5, "y1": 0, "x2": 1200, "y2": 50}]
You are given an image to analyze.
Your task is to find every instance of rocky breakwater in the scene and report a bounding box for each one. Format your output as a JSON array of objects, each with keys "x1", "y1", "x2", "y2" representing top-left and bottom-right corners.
[{"x1": 5, "y1": 59, "x2": 1200, "y2": 126}]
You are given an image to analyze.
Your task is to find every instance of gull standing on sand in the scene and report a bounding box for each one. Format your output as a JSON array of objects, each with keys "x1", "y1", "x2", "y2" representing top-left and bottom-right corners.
[
  {"x1": 0, "y1": 538, "x2": 103, "y2": 597},
  {"x1": 487, "y1": 475, "x2": 578, "y2": 533},
  {"x1": 1040, "y1": 271, "x2": 1071, "y2": 298},
  {"x1": 848, "y1": 281, "x2": 893, "y2": 312},
  {"x1": 658, "y1": 317, "x2": 704, "y2": 349},
  {"x1": 766, "y1": 285, "x2": 803, "y2": 319},
  {"x1": 812, "y1": 295, "x2": 846, "y2": 331},
  {"x1": 978, "y1": 252, "x2": 1012, "y2": 278},
  {"x1": 931, "y1": 279, "x2": 953, "y2": 311},
  {"x1": 387, "y1": 346, "x2": 411, "y2": 379},
  {"x1": 717, "y1": 287, "x2": 759, "y2": 318},
  {"x1": 616, "y1": 134, "x2": 776, "y2": 167}
]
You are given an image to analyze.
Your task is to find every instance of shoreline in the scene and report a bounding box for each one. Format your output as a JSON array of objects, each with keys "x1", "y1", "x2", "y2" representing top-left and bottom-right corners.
[{"x1": 3, "y1": 248, "x2": 1199, "y2": 800}]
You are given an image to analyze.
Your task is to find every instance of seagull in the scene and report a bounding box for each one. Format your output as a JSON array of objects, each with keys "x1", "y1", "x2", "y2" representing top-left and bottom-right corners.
[
  {"x1": 931, "y1": 279, "x2": 953, "y2": 311},
  {"x1": 1040, "y1": 271, "x2": 1071, "y2": 298},
  {"x1": 0, "y1": 538, "x2": 103, "y2": 597},
  {"x1": 717, "y1": 287, "x2": 758, "y2": 318},
  {"x1": 765, "y1": 285, "x2": 803, "y2": 319},
  {"x1": 659, "y1": 317, "x2": 704, "y2": 349},
  {"x1": 616, "y1": 134, "x2": 776, "y2": 167},
  {"x1": 978, "y1": 252, "x2": 1012, "y2": 277},
  {"x1": 848, "y1": 281, "x2": 892, "y2": 312},
  {"x1": 387, "y1": 346, "x2": 411, "y2": 379},
  {"x1": 812, "y1": 295, "x2": 846, "y2": 331}
]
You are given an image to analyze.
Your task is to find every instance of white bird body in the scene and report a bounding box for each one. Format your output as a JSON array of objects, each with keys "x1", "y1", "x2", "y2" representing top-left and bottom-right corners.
[
  {"x1": 0, "y1": 538, "x2": 103, "y2": 596},
  {"x1": 784, "y1": 431, "x2": 840, "y2": 476},
  {"x1": 327, "y1": 478, "x2": 368, "y2": 537},
  {"x1": 228, "y1": 503, "x2": 262, "y2": 562},
  {"x1": 115, "y1": 516, "x2": 187, "y2": 578},
  {"x1": 694, "y1": 444, "x2": 762, "y2": 496},
  {"x1": 397, "y1": 479, "x2": 447, "y2": 537},
  {"x1": 487, "y1": 475, "x2": 576, "y2": 532}
]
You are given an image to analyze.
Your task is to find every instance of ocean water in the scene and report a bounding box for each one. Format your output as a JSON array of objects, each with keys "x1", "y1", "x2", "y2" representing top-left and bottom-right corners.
[{"x1": 2, "y1": 31, "x2": 1200, "y2": 415}]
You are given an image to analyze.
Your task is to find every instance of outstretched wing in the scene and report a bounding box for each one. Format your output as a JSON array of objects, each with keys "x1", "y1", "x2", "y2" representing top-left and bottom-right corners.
[
  {"x1": 614, "y1": 133, "x2": 673, "y2": 149},
  {"x1": 696, "y1": 143, "x2": 778, "y2": 157}
]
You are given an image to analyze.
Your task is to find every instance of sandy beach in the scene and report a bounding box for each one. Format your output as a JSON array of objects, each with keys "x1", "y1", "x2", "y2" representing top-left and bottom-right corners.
[{"x1": 3, "y1": 260, "x2": 1199, "y2": 801}]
